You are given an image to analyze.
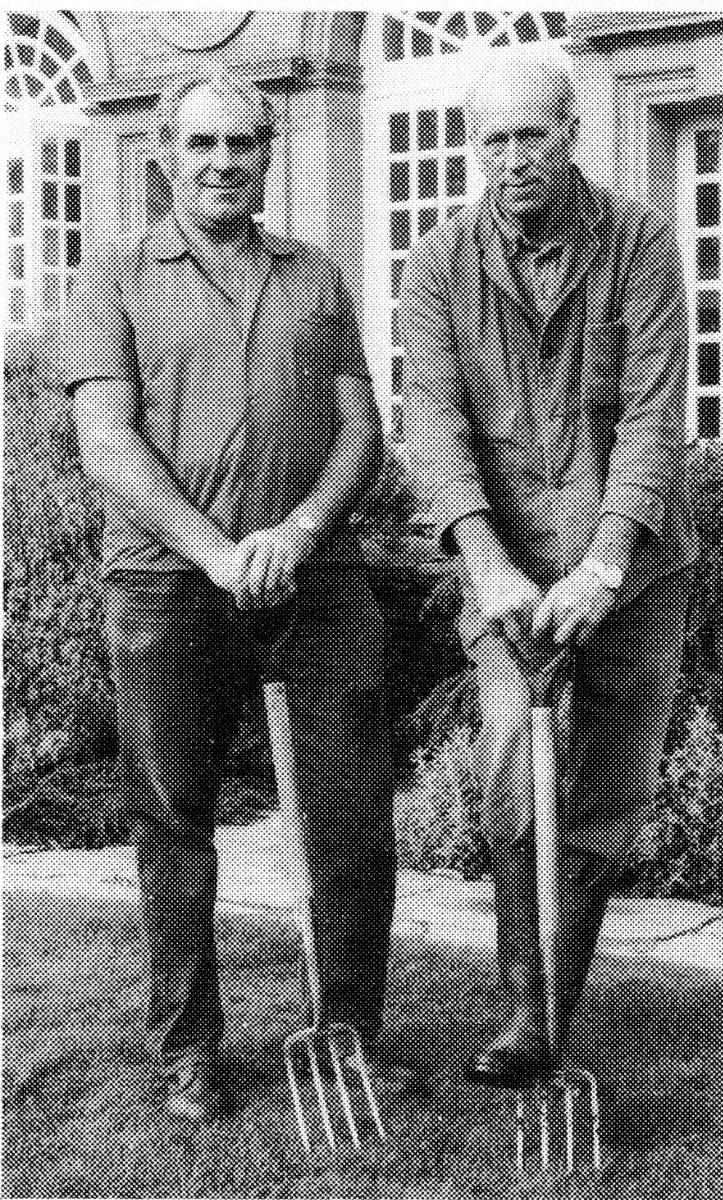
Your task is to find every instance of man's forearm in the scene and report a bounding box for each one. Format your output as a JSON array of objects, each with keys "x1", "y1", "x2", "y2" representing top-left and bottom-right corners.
[
  {"x1": 452, "y1": 512, "x2": 514, "y2": 573},
  {"x1": 288, "y1": 378, "x2": 383, "y2": 537},
  {"x1": 587, "y1": 512, "x2": 641, "y2": 576},
  {"x1": 82, "y1": 427, "x2": 233, "y2": 573}
]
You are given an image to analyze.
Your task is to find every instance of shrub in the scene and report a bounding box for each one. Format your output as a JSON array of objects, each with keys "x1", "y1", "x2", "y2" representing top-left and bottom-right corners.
[
  {"x1": 628, "y1": 702, "x2": 723, "y2": 901},
  {"x1": 4, "y1": 346, "x2": 116, "y2": 826}
]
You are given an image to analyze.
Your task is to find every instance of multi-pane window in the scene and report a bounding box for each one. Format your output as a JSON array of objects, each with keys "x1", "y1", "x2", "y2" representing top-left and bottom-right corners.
[
  {"x1": 388, "y1": 105, "x2": 471, "y2": 410},
  {"x1": 7, "y1": 154, "x2": 27, "y2": 325},
  {"x1": 678, "y1": 121, "x2": 723, "y2": 439},
  {"x1": 4, "y1": 12, "x2": 91, "y2": 326}
]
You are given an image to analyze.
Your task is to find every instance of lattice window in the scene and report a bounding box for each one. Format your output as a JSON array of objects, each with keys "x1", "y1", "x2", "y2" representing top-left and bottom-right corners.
[
  {"x1": 380, "y1": 10, "x2": 567, "y2": 60},
  {"x1": 4, "y1": 12, "x2": 90, "y2": 326},
  {"x1": 678, "y1": 121, "x2": 723, "y2": 439},
  {"x1": 4, "y1": 11, "x2": 92, "y2": 111}
]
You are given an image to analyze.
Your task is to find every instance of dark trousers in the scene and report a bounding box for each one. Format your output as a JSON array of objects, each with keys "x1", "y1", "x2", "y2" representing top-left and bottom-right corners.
[
  {"x1": 105, "y1": 565, "x2": 396, "y2": 1072},
  {"x1": 463, "y1": 568, "x2": 693, "y2": 866}
]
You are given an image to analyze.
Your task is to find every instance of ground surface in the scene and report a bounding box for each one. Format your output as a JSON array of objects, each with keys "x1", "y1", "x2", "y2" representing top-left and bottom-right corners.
[{"x1": 3, "y1": 890, "x2": 723, "y2": 1200}]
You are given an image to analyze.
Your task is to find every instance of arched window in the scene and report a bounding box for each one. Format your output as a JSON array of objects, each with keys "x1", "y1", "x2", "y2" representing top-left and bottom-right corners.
[
  {"x1": 4, "y1": 11, "x2": 92, "y2": 327},
  {"x1": 362, "y1": 11, "x2": 569, "y2": 434}
]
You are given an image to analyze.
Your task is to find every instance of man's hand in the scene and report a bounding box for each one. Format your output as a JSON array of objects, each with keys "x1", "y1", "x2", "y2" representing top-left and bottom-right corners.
[
  {"x1": 465, "y1": 562, "x2": 544, "y2": 651},
  {"x1": 531, "y1": 564, "x2": 617, "y2": 649},
  {"x1": 215, "y1": 521, "x2": 316, "y2": 609}
]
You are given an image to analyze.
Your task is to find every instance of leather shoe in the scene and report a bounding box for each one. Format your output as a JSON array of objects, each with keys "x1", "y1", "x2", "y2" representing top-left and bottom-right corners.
[
  {"x1": 163, "y1": 1060, "x2": 223, "y2": 1122},
  {"x1": 463, "y1": 1008, "x2": 555, "y2": 1088}
]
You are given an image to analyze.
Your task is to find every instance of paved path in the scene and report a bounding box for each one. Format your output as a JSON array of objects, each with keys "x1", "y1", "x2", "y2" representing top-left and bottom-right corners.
[{"x1": 4, "y1": 814, "x2": 722, "y2": 975}]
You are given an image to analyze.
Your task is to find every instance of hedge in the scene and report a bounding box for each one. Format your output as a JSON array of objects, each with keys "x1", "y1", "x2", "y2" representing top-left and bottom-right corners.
[{"x1": 4, "y1": 341, "x2": 723, "y2": 899}]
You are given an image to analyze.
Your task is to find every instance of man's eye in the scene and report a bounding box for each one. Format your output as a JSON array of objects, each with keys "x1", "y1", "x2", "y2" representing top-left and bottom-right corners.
[
  {"x1": 186, "y1": 135, "x2": 215, "y2": 151},
  {"x1": 227, "y1": 136, "x2": 260, "y2": 153},
  {"x1": 485, "y1": 135, "x2": 508, "y2": 150}
]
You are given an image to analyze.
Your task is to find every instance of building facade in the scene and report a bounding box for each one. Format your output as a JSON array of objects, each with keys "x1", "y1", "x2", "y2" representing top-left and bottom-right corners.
[{"x1": 4, "y1": 9, "x2": 723, "y2": 439}]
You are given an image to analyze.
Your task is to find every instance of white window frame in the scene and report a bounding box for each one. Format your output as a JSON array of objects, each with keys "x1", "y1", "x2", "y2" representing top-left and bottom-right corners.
[
  {"x1": 4, "y1": 109, "x2": 88, "y2": 328},
  {"x1": 676, "y1": 117, "x2": 723, "y2": 441}
]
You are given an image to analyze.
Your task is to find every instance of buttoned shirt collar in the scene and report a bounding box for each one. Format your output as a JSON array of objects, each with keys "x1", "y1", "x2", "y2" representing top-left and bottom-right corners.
[{"x1": 146, "y1": 211, "x2": 297, "y2": 263}]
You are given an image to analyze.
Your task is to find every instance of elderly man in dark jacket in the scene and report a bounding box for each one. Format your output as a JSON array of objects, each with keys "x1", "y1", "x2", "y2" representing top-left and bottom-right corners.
[{"x1": 399, "y1": 52, "x2": 697, "y2": 1086}]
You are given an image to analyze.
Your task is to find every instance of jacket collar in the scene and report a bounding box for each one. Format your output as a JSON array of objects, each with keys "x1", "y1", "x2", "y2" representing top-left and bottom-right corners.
[
  {"x1": 146, "y1": 211, "x2": 297, "y2": 262},
  {"x1": 470, "y1": 166, "x2": 604, "y2": 318}
]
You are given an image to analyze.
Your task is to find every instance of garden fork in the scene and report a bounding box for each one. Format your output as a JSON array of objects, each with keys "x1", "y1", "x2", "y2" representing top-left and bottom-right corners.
[
  {"x1": 514, "y1": 653, "x2": 601, "y2": 1176},
  {"x1": 262, "y1": 680, "x2": 386, "y2": 1152}
]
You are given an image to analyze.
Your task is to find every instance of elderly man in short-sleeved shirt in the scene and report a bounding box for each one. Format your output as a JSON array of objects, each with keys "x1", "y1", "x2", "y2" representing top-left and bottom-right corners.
[
  {"x1": 399, "y1": 54, "x2": 697, "y2": 1087},
  {"x1": 65, "y1": 74, "x2": 396, "y2": 1121}
]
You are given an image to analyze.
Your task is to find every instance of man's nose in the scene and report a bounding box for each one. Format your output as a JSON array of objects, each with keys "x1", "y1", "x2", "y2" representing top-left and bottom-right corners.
[
  {"x1": 210, "y1": 139, "x2": 233, "y2": 170},
  {"x1": 504, "y1": 137, "x2": 529, "y2": 173}
]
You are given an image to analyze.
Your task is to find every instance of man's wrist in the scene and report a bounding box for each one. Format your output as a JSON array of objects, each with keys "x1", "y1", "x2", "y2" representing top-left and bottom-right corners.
[{"x1": 578, "y1": 556, "x2": 624, "y2": 591}]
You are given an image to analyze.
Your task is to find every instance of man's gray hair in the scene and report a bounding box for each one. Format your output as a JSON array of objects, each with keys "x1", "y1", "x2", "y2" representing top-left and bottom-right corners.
[{"x1": 155, "y1": 72, "x2": 276, "y2": 154}]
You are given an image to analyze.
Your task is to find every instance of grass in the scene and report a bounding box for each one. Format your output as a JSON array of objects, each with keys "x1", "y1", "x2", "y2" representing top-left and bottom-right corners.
[{"x1": 3, "y1": 892, "x2": 723, "y2": 1199}]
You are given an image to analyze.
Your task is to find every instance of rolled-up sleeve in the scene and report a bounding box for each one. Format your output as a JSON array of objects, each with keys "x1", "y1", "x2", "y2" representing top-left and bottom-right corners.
[
  {"x1": 63, "y1": 246, "x2": 137, "y2": 395},
  {"x1": 398, "y1": 232, "x2": 490, "y2": 554},
  {"x1": 600, "y1": 214, "x2": 689, "y2": 538}
]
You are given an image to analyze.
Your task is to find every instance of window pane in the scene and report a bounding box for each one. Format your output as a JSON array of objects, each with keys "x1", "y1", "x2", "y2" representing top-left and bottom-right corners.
[
  {"x1": 418, "y1": 207, "x2": 438, "y2": 236},
  {"x1": 8, "y1": 159, "x2": 23, "y2": 193},
  {"x1": 389, "y1": 112, "x2": 409, "y2": 154},
  {"x1": 43, "y1": 228, "x2": 59, "y2": 267},
  {"x1": 42, "y1": 274, "x2": 61, "y2": 311},
  {"x1": 392, "y1": 355, "x2": 403, "y2": 396},
  {"x1": 9, "y1": 245, "x2": 24, "y2": 279},
  {"x1": 698, "y1": 342, "x2": 720, "y2": 386},
  {"x1": 446, "y1": 106, "x2": 466, "y2": 148},
  {"x1": 697, "y1": 237, "x2": 720, "y2": 281},
  {"x1": 42, "y1": 181, "x2": 58, "y2": 219},
  {"x1": 390, "y1": 160, "x2": 409, "y2": 203},
  {"x1": 390, "y1": 209, "x2": 410, "y2": 252},
  {"x1": 390, "y1": 401, "x2": 405, "y2": 443},
  {"x1": 18, "y1": 42, "x2": 34, "y2": 66},
  {"x1": 9, "y1": 288, "x2": 25, "y2": 324},
  {"x1": 418, "y1": 158, "x2": 438, "y2": 200},
  {"x1": 697, "y1": 183, "x2": 720, "y2": 228},
  {"x1": 66, "y1": 227, "x2": 81, "y2": 268},
  {"x1": 40, "y1": 51, "x2": 59, "y2": 78},
  {"x1": 698, "y1": 290, "x2": 720, "y2": 334},
  {"x1": 41, "y1": 139, "x2": 58, "y2": 174},
  {"x1": 383, "y1": 17, "x2": 405, "y2": 61},
  {"x1": 65, "y1": 139, "x2": 81, "y2": 178},
  {"x1": 411, "y1": 27, "x2": 433, "y2": 56},
  {"x1": 697, "y1": 394, "x2": 721, "y2": 439},
  {"x1": 9, "y1": 201, "x2": 23, "y2": 237},
  {"x1": 417, "y1": 110, "x2": 438, "y2": 151},
  {"x1": 65, "y1": 183, "x2": 81, "y2": 223},
  {"x1": 446, "y1": 155, "x2": 466, "y2": 197},
  {"x1": 57, "y1": 77, "x2": 76, "y2": 104},
  {"x1": 391, "y1": 259, "x2": 404, "y2": 300},
  {"x1": 696, "y1": 129, "x2": 720, "y2": 175}
]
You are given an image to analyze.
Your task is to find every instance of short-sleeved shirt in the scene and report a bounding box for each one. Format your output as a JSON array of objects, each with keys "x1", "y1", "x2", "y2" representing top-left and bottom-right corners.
[{"x1": 64, "y1": 214, "x2": 370, "y2": 575}]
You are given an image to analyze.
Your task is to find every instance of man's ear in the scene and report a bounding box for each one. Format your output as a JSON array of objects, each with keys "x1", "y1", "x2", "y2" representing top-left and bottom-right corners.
[{"x1": 568, "y1": 115, "x2": 580, "y2": 150}]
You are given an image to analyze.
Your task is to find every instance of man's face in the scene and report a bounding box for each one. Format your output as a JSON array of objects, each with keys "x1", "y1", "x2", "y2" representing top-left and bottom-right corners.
[
  {"x1": 469, "y1": 83, "x2": 578, "y2": 218},
  {"x1": 165, "y1": 85, "x2": 272, "y2": 227}
]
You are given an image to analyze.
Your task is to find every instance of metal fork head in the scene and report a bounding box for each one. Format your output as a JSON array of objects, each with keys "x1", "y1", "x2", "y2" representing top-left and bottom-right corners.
[
  {"x1": 515, "y1": 1068, "x2": 601, "y2": 1176},
  {"x1": 283, "y1": 1021, "x2": 386, "y2": 1153}
]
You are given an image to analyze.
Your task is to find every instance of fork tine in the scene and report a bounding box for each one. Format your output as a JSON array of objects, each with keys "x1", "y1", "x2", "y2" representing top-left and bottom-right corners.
[
  {"x1": 284, "y1": 1044, "x2": 311, "y2": 1152},
  {"x1": 539, "y1": 1093, "x2": 550, "y2": 1172},
  {"x1": 341, "y1": 1028, "x2": 386, "y2": 1141},
  {"x1": 328, "y1": 1035, "x2": 361, "y2": 1149},
  {"x1": 564, "y1": 1085, "x2": 575, "y2": 1175}
]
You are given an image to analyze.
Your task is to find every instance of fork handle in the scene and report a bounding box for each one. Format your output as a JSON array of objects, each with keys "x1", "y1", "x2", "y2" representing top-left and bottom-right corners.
[{"x1": 262, "y1": 680, "x2": 322, "y2": 1022}]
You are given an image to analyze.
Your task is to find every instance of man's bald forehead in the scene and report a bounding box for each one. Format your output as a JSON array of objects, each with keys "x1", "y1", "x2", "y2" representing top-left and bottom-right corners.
[{"x1": 465, "y1": 52, "x2": 576, "y2": 122}]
